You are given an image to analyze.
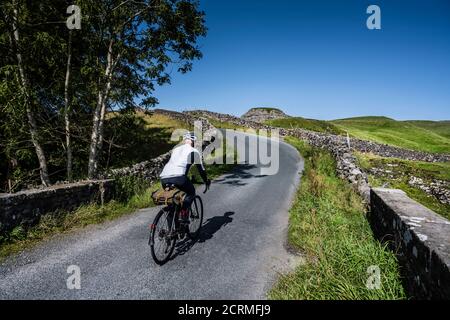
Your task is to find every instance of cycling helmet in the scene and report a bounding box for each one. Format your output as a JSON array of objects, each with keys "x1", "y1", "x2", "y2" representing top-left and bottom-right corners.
[{"x1": 183, "y1": 131, "x2": 197, "y2": 141}]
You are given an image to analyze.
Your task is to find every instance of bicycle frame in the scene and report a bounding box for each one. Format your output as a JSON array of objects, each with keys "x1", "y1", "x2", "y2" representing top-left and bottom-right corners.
[{"x1": 166, "y1": 203, "x2": 183, "y2": 238}]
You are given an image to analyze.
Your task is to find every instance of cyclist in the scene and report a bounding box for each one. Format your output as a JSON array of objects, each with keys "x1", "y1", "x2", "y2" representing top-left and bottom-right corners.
[{"x1": 159, "y1": 132, "x2": 211, "y2": 223}]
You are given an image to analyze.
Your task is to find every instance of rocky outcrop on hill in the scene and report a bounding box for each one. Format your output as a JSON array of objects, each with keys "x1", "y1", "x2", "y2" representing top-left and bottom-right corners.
[{"x1": 241, "y1": 107, "x2": 289, "y2": 123}]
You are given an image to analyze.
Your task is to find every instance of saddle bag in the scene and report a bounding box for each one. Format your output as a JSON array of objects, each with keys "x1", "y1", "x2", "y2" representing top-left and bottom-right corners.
[{"x1": 151, "y1": 187, "x2": 186, "y2": 206}]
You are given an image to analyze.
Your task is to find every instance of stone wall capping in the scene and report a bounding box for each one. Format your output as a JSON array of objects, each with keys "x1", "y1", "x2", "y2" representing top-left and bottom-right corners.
[{"x1": 370, "y1": 187, "x2": 450, "y2": 299}]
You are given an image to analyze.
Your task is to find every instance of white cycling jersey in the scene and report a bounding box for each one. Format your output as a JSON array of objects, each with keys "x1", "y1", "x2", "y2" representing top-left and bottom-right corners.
[{"x1": 160, "y1": 143, "x2": 205, "y2": 179}]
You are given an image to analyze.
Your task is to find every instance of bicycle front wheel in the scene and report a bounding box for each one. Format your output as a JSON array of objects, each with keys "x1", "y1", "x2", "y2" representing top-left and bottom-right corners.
[
  {"x1": 149, "y1": 207, "x2": 176, "y2": 265},
  {"x1": 187, "y1": 195, "x2": 203, "y2": 240}
]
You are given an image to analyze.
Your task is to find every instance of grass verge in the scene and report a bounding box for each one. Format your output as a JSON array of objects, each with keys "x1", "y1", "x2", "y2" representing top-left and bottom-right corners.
[{"x1": 269, "y1": 136, "x2": 406, "y2": 300}]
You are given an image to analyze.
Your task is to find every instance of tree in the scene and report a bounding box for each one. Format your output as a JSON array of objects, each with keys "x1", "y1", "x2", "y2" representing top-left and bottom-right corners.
[
  {"x1": 0, "y1": 0, "x2": 207, "y2": 189},
  {"x1": 83, "y1": 0, "x2": 207, "y2": 179},
  {"x1": 64, "y1": 30, "x2": 73, "y2": 181},
  {"x1": 0, "y1": 0, "x2": 80, "y2": 188},
  {"x1": 2, "y1": 1, "x2": 51, "y2": 186}
]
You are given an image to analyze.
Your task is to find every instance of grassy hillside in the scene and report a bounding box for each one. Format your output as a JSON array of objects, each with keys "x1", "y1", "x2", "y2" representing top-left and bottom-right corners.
[
  {"x1": 405, "y1": 120, "x2": 450, "y2": 139},
  {"x1": 265, "y1": 117, "x2": 344, "y2": 135},
  {"x1": 332, "y1": 116, "x2": 450, "y2": 154},
  {"x1": 104, "y1": 110, "x2": 191, "y2": 169}
]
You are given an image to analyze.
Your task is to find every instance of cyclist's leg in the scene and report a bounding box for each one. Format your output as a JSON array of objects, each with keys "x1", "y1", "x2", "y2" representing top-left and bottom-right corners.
[{"x1": 177, "y1": 176, "x2": 195, "y2": 210}]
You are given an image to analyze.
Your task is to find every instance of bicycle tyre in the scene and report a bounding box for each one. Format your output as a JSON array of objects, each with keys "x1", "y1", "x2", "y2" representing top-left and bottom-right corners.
[
  {"x1": 149, "y1": 208, "x2": 177, "y2": 265},
  {"x1": 187, "y1": 195, "x2": 203, "y2": 240}
]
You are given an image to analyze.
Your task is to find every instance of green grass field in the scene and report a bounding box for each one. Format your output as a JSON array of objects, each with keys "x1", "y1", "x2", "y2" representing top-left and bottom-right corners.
[
  {"x1": 265, "y1": 117, "x2": 344, "y2": 135},
  {"x1": 331, "y1": 116, "x2": 450, "y2": 154},
  {"x1": 405, "y1": 120, "x2": 450, "y2": 139},
  {"x1": 356, "y1": 152, "x2": 450, "y2": 220},
  {"x1": 267, "y1": 114, "x2": 450, "y2": 154},
  {"x1": 269, "y1": 137, "x2": 405, "y2": 300}
]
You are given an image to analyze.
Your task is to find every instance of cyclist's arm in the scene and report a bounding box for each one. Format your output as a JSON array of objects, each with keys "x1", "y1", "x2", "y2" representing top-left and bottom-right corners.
[{"x1": 190, "y1": 150, "x2": 208, "y2": 183}]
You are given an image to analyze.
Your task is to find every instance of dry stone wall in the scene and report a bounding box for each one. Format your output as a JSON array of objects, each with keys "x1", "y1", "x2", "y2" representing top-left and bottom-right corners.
[
  {"x1": 370, "y1": 188, "x2": 450, "y2": 299},
  {"x1": 0, "y1": 110, "x2": 216, "y2": 237},
  {"x1": 0, "y1": 180, "x2": 115, "y2": 236}
]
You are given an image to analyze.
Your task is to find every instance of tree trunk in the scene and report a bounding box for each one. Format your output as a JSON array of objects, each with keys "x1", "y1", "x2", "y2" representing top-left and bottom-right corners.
[
  {"x1": 11, "y1": 3, "x2": 50, "y2": 187},
  {"x1": 95, "y1": 57, "x2": 116, "y2": 174},
  {"x1": 87, "y1": 89, "x2": 104, "y2": 179},
  {"x1": 88, "y1": 39, "x2": 114, "y2": 179},
  {"x1": 64, "y1": 31, "x2": 73, "y2": 181}
]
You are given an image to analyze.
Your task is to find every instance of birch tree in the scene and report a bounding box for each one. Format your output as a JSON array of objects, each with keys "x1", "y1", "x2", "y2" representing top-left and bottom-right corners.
[
  {"x1": 85, "y1": 0, "x2": 207, "y2": 179},
  {"x1": 2, "y1": 0, "x2": 51, "y2": 186}
]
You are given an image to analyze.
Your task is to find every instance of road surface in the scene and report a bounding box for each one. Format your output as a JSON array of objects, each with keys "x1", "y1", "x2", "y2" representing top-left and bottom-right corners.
[{"x1": 0, "y1": 132, "x2": 303, "y2": 299}]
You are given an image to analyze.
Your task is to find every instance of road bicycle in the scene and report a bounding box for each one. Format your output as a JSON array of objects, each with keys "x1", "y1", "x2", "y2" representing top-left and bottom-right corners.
[{"x1": 149, "y1": 182, "x2": 209, "y2": 265}]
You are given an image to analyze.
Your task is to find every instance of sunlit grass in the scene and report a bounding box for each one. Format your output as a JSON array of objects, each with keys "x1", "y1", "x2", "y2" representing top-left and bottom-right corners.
[
  {"x1": 332, "y1": 117, "x2": 450, "y2": 154},
  {"x1": 269, "y1": 136, "x2": 406, "y2": 300}
]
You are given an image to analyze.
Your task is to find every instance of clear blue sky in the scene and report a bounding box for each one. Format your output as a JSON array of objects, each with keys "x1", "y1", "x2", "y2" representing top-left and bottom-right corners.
[{"x1": 153, "y1": 0, "x2": 450, "y2": 120}]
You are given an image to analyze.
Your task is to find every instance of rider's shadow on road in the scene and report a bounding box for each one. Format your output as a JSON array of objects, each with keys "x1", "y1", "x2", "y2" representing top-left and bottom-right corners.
[{"x1": 172, "y1": 212, "x2": 235, "y2": 259}]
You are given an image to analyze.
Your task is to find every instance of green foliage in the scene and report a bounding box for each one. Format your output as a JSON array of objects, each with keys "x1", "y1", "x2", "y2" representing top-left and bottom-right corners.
[
  {"x1": 332, "y1": 117, "x2": 450, "y2": 154},
  {"x1": 0, "y1": 0, "x2": 207, "y2": 189},
  {"x1": 269, "y1": 136, "x2": 405, "y2": 300},
  {"x1": 112, "y1": 175, "x2": 151, "y2": 203},
  {"x1": 266, "y1": 117, "x2": 344, "y2": 135}
]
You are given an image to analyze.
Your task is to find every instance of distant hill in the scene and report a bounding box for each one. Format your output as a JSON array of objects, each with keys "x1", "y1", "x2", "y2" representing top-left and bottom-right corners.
[
  {"x1": 405, "y1": 120, "x2": 450, "y2": 139},
  {"x1": 250, "y1": 107, "x2": 450, "y2": 154},
  {"x1": 265, "y1": 117, "x2": 344, "y2": 135},
  {"x1": 241, "y1": 107, "x2": 289, "y2": 123},
  {"x1": 331, "y1": 116, "x2": 450, "y2": 154}
]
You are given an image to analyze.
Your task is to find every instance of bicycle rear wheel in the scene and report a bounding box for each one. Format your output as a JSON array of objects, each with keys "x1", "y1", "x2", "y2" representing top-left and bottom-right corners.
[
  {"x1": 149, "y1": 207, "x2": 176, "y2": 265},
  {"x1": 187, "y1": 195, "x2": 203, "y2": 239}
]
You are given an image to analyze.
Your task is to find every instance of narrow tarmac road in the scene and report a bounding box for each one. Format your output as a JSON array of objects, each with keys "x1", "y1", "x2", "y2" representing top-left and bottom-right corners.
[{"x1": 0, "y1": 133, "x2": 303, "y2": 299}]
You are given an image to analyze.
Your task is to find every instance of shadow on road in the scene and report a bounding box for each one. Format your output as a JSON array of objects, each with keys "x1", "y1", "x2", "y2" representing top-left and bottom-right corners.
[
  {"x1": 214, "y1": 164, "x2": 266, "y2": 186},
  {"x1": 170, "y1": 212, "x2": 235, "y2": 260}
]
